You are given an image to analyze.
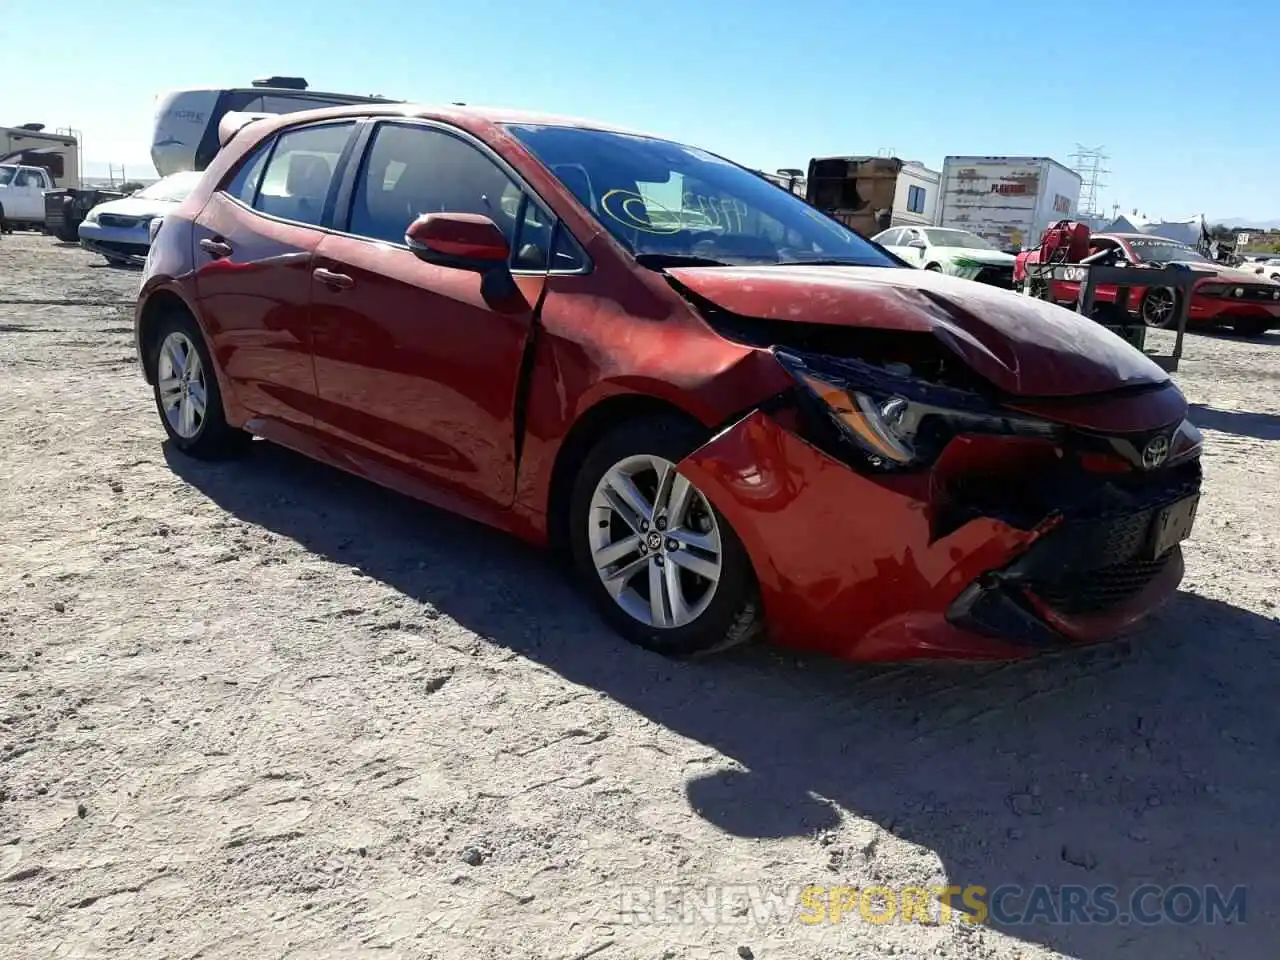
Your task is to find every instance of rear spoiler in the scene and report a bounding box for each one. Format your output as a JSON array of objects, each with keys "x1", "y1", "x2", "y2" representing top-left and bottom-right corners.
[{"x1": 217, "y1": 111, "x2": 276, "y2": 148}]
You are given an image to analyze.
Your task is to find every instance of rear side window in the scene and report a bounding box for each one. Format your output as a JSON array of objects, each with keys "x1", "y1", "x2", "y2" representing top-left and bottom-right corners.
[{"x1": 252, "y1": 122, "x2": 354, "y2": 226}]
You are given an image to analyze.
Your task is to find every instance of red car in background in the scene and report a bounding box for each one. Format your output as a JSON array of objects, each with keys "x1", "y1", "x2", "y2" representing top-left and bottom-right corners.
[
  {"x1": 1018, "y1": 232, "x2": 1280, "y2": 338},
  {"x1": 134, "y1": 104, "x2": 1203, "y2": 662}
]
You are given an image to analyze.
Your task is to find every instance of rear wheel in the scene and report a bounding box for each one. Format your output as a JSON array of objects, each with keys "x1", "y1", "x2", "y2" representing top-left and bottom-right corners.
[
  {"x1": 1140, "y1": 286, "x2": 1177, "y2": 328},
  {"x1": 147, "y1": 310, "x2": 250, "y2": 459},
  {"x1": 568, "y1": 416, "x2": 762, "y2": 657}
]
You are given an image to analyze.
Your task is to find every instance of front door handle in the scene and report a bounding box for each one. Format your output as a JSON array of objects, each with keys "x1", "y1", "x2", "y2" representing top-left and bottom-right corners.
[
  {"x1": 314, "y1": 267, "x2": 355, "y2": 290},
  {"x1": 199, "y1": 237, "x2": 233, "y2": 258}
]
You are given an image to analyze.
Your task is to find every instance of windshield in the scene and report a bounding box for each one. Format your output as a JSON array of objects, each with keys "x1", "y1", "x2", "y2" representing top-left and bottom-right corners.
[
  {"x1": 1124, "y1": 237, "x2": 1211, "y2": 263},
  {"x1": 506, "y1": 124, "x2": 897, "y2": 267},
  {"x1": 134, "y1": 171, "x2": 203, "y2": 202},
  {"x1": 924, "y1": 228, "x2": 998, "y2": 250},
  {"x1": 0, "y1": 166, "x2": 16, "y2": 186}
]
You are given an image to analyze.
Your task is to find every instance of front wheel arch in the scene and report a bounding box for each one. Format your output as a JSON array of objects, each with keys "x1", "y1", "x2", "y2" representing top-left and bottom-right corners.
[{"x1": 546, "y1": 394, "x2": 705, "y2": 557}]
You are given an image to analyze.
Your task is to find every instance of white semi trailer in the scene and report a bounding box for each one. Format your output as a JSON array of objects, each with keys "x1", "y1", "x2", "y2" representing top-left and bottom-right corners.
[{"x1": 937, "y1": 156, "x2": 1082, "y2": 252}]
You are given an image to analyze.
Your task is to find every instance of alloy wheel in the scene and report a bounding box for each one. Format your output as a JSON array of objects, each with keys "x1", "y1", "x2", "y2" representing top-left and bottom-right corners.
[
  {"x1": 587, "y1": 454, "x2": 723, "y2": 629},
  {"x1": 1141, "y1": 287, "x2": 1176, "y2": 328},
  {"x1": 156, "y1": 331, "x2": 208, "y2": 439}
]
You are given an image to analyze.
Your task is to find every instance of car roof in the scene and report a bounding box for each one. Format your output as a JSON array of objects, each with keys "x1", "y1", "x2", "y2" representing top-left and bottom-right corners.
[{"x1": 252, "y1": 101, "x2": 665, "y2": 140}]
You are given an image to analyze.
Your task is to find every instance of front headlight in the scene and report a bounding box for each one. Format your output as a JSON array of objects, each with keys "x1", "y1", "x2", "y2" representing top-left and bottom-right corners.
[{"x1": 776, "y1": 349, "x2": 1060, "y2": 471}]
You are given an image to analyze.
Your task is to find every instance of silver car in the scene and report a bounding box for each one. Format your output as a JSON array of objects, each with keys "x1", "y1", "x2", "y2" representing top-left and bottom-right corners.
[{"x1": 78, "y1": 171, "x2": 202, "y2": 266}]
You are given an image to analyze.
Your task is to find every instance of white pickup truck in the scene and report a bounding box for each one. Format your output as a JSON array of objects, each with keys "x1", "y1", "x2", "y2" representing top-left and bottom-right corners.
[{"x1": 0, "y1": 163, "x2": 55, "y2": 232}]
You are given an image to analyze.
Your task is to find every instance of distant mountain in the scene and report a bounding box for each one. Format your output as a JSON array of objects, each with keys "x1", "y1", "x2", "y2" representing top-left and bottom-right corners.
[{"x1": 1211, "y1": 217, "x2": 1280, "y2": 230}]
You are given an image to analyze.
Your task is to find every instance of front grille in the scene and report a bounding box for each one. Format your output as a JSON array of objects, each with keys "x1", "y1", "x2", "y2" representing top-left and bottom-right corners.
[
  {"x1": 974, "y1": 265, "x2": 1015, "y2": 289},
  {"x1": 1024, "y1": 553, "x2": 1174, "y2": 615},
  {"x1": 1204, "y1": 284, "x2": 1280, "y2": 302},
  {"x1": 98, "y1": 214, "x2": 141, "y2": 229}
]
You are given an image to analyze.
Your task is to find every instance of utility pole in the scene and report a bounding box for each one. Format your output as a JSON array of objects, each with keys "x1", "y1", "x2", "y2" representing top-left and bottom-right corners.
[{"x1": 1070, "y1": 144, "x2": 1110, "y2": 221}]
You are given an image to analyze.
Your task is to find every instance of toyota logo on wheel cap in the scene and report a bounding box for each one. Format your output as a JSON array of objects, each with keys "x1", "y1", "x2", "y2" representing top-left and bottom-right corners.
[{"x1": 1141, "y1": 435, "x2": 1171, "y2": 470}]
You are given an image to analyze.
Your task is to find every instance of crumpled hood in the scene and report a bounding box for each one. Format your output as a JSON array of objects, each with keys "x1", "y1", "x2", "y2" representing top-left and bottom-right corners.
[
  {"x1": 88, "y1": 196, "x2": 181, "y2": 220},
  {"x1": 667, "y1": 264, "x2": 1170, "y2": 398},
  {"x1": 1183, "y1": 262, "x2": 1280, "y2": 285}
]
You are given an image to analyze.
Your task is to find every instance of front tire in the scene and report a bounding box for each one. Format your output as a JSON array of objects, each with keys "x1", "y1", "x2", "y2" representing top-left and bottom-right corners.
[
  {"x1": 924, "y1": 262, "x2": 943, "y2": 272},
  {"x1": 568, "y1": 416, "x2": 762, "y2": 657},
  {"x1": 147, "y1": 310, "x2": 250, "y2": 459}
]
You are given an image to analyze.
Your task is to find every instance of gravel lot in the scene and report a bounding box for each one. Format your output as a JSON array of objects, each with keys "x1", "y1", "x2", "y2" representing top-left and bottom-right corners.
[{"x1": 2, "y1": 235, "x2": 1278, "y2": 960}]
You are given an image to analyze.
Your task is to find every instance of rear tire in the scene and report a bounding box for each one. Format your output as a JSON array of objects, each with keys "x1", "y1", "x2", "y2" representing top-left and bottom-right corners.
[
  {"x1": 146, "y1": 310, "x2": 250, "y2": 459},
  {"x1": 568, "y1": 416, "x2": 762, "y2": 657}
]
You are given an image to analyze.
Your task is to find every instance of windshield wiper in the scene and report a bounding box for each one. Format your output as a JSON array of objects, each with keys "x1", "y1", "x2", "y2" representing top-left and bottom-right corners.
[{"x1": 634, "y1": 253, "x2": 730, "y2": 269}]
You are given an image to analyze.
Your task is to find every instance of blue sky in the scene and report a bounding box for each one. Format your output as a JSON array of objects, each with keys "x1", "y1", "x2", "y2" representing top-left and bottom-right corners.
[{"x1": 8, "y1": 0, "x2": 1279, "y2": 222}]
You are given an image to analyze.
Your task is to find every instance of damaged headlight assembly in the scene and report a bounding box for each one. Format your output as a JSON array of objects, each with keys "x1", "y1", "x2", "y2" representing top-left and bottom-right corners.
[{"x1": 774, "y1": 348, "x2": 1061, "y2": 471}]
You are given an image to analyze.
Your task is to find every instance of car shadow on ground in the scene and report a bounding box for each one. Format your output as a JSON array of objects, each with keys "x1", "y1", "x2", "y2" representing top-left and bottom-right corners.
[
  {"x1": 1189, "y1": 403, "x2": 1280, "y2": 441},
  {"x1": 166, "y1": 440, "x2": 1280, "y2": 959}
]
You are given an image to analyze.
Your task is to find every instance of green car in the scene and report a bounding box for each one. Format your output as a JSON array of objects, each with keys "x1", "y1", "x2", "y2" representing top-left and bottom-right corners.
[{"x1": 872, "y1": 226, "x2": 1017, "y2": 289}]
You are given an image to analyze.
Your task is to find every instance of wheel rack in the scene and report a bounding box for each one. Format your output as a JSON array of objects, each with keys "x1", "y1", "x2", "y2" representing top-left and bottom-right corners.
[{"x1": 1026, "y1": 262, "x2": 1214, "y2": 373}]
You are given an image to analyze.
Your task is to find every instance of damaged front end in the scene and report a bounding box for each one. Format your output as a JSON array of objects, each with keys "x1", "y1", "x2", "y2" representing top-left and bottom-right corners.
[{"x1": 675, "y1": 312, "x2": 1203, "y2": 660}]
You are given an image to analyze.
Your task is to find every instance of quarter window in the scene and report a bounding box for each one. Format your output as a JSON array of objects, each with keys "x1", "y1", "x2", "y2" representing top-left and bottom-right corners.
[
  {"x1": 252, "y1": 121, "x2": 354, "y2": 226},
  {"x1": 224, "y1": 140, "x2": 273, "y2": 206}
]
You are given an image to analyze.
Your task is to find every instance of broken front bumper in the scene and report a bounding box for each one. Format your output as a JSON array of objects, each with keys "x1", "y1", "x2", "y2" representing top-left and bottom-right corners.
[{"x1": 676, "y1": 410, "x2": 1196, "y2": 661}]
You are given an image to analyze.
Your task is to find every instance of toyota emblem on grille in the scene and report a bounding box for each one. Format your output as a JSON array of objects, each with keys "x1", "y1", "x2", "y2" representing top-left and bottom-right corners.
[{"x1": 1141, "y1": 435, "x2": 1170, "y2": 470}]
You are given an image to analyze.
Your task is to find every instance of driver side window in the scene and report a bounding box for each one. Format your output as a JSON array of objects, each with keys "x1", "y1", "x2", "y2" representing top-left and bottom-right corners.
[{"x1": 350, "y1": 123, "x2": 517, "y2": 247}]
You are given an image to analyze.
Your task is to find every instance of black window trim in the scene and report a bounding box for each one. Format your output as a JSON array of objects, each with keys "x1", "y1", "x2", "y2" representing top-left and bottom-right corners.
[
  {"x1": 215, "y1": 118, "x2": 362, "y2": 232},
  {"x1": 328, "y1": 116, "x2": 592, "y2": 277}
]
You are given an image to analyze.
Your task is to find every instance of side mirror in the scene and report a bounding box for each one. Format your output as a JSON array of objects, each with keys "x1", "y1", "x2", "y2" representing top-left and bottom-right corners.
[
  {"x1": 405, "y1": 212, "x2": 510, "y2": 270},
  {"x1": 908, "y1": 238, "x2": 927, "y2": 249}
]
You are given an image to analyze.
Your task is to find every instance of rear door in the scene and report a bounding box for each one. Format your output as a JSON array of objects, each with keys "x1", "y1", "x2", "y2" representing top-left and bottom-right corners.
[
  {"x1": 192, "y1": 119, "x2": 359, "y2": 432},
  {"x1": 308, "y1": 119, "x2": 555, "y2": 511}
]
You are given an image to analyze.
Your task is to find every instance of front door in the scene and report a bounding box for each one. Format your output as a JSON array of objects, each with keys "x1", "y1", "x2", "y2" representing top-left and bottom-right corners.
[
  {"x1": 309, "y1": 120, "x2": 550, "y2": 511},
  {"x1": 192, "y1": 120, "x2": 358, "y2": 431},
  {"x1": 5, "y1": 167, "x2": 46, "y2": 219},
  {"x1": 899, "y1": 227, "x2": 928, "y2": 266}
]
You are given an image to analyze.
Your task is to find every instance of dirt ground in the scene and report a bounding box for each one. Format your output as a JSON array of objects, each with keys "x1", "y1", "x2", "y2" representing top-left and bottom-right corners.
[{"x1": 2, "y1": 234, "x2": 1278, "y2": 960}]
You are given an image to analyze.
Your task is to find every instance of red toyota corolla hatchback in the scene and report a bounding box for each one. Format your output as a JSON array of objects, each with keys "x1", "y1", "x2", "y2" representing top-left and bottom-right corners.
[{"x1": 134, "y1": 104, "x2": 1203, "y2": 661}]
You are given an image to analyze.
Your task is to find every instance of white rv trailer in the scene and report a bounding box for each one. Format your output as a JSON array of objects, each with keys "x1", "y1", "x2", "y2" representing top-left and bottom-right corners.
[
  {"x1": 150, "y1": 76, "x2": 400, "y2": 176},
  {"x1": 0, "y1": 124, "x2": 80, "y2": 189}
]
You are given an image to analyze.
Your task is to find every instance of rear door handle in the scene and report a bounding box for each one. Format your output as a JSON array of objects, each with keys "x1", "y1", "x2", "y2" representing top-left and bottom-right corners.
[
  {"x1": 199, "y1": 237, "x2": 233, "y2": 258},
  {"x1": 314, "y1": 267, "x2": 354, "y2": 290}
]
